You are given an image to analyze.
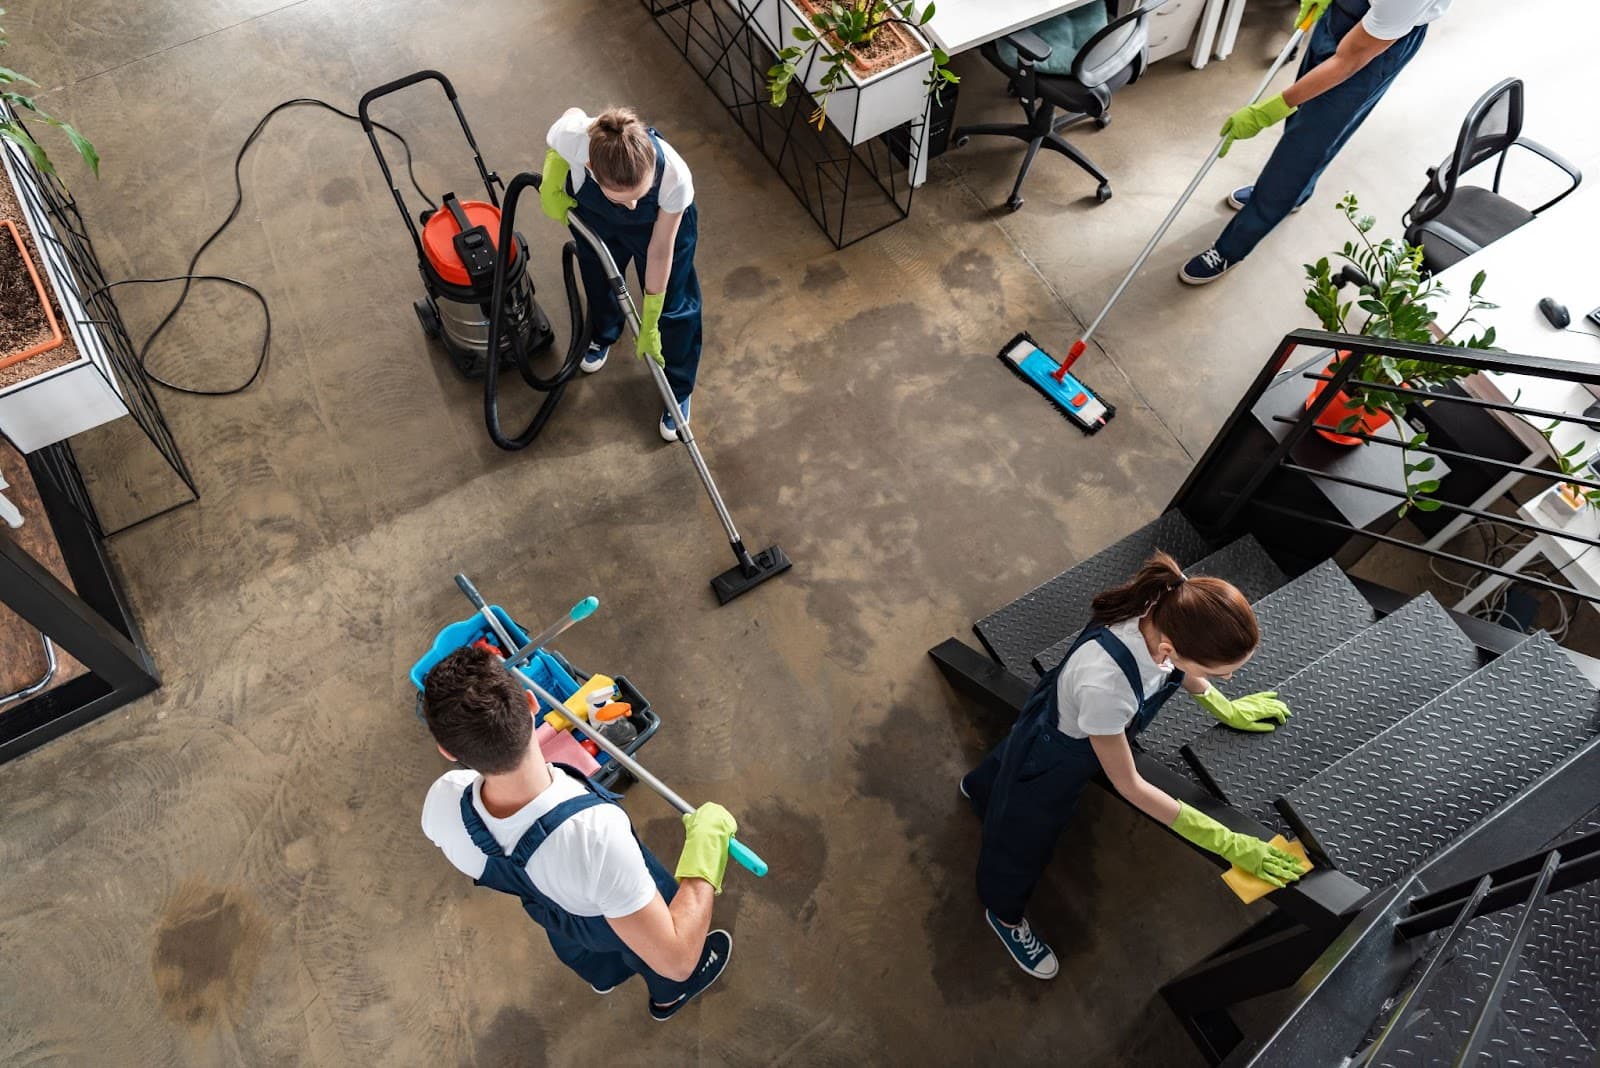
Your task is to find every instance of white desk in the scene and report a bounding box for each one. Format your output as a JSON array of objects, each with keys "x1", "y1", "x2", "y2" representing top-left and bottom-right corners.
[
  {"x1": 1421, "y1": 187, "x2": 1600, "y2": 610},
  {"x1": 920, "y1": 0, "x2": 1102, "y2": 55}
]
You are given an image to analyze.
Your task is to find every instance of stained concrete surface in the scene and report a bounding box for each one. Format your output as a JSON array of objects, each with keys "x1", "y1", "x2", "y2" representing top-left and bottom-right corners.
[{"x1": 0, "y1": 0, "x2": 1592, "y2": 1064}]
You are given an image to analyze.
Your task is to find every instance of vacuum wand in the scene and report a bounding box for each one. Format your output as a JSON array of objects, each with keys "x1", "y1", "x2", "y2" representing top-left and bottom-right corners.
[
  {"x1": 453, "y1": 574, "x2": 769, "y2": 877},
  {"x1": 1054, "y1": 14, "x2": 1316, "y2": 380}
]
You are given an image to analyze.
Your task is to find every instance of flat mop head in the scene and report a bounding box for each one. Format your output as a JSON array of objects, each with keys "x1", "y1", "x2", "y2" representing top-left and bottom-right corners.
[
  {"x1": 711, "y1": 544, "x2": 792, "y2": 605},
  {"x1": 997, "y1": 332, "x2": 1114, "y2": 434}
]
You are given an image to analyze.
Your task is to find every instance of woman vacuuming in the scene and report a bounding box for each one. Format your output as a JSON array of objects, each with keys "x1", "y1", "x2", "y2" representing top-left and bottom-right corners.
[
  {"x1": 540, "y1": 106, "x2": 701, "y2": 442},
  {"x1": 962, "y1": 552, "x2": 1308, "y2": 978}
]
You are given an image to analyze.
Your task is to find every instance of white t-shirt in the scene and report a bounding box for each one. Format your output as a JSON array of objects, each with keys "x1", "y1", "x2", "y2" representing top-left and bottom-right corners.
[
  {"x1": 546, "y1": 108, "x2": 694, "y2": 215},
  {"x1": 1055, "y1": 616, "x2": 1175, "y2": 739},
  {"x1": 421, "y1": 766, "x2": 658, "y2": 919},
  {"x1": 1363, "y1": 0, "x2": 1449, "y2": 41}
]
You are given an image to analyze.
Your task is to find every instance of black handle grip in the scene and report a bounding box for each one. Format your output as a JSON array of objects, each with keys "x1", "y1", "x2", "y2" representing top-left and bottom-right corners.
[
  {"x1": 453, "y1": 573, "x2": 486, "y2": 610},
  {"x1": 358, "y1": 69, "x2": 457, "y2": 131}
]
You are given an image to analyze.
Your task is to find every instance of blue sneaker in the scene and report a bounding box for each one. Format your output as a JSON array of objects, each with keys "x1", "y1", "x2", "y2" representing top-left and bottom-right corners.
[
  {"x1": 581, "y1": 344, "x2": 609, "y2": 374},
  {"x1": 1178, "y1": 247, "x2": 1236, "y2": 285},
  {"x1": 985, "y1": 910, "x2": 1059, "y2": 979},
  {"x1": 659, "y1": 397, "x2": 691, "y2": 442},
  {"x1": 1227, "y1": 185, "x2": 1299, "y2": 213},
  {"x1": 650, "y1": 929, "x2": 732, "y2": 1021}
]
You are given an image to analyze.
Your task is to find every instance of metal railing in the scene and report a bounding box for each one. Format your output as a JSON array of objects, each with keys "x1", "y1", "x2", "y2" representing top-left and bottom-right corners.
[{"x1": 1172, "y1": 328, "x2": 1600, "y2": 614}]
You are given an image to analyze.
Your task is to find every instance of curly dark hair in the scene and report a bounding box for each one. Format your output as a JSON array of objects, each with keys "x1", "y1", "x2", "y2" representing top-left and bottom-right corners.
[{"x1": 421, "y1": 645, "x2": 532, "y2": 774}]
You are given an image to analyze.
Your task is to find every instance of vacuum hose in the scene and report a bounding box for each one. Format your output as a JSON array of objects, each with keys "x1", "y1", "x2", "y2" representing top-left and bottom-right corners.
[{"x1": 482, "y1": 171, "x2": 589, "y2": 451}]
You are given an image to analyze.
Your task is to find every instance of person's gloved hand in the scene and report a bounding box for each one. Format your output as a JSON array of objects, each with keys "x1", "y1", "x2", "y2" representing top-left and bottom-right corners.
[
  {"x1": 1173, "y1": 804, "x2": 1307, "y2": 887},
  {"x1": 1296, "y1": 0, "x2": 1332, "y2": 27},
  {"x1": 636, "y1": 291, "x2": 666, "y2": 367},
  {"x1": 676, "y1": 802, "x2": 737, "y2": 894},
  {"x1": 539, "y1": 148, "x2": 577, "y2": 224},
  {"x1": 1218, "y1": 93, "x2": 1296, "y2": 157},
  {"x1": 1194, "y1": 686, "x2": 1290, "y2": 732}
]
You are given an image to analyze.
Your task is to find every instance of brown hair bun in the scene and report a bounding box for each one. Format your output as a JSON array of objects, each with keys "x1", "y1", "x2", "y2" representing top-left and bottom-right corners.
[{"x1": 589, "y1": 107, "x2": 655, "y2": 191}]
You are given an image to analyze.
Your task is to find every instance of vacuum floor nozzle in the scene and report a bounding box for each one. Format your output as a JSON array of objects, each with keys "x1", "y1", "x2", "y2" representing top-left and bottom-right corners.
[{"x1": 711, "y1": 544, "x2": 793, "y2": 605}]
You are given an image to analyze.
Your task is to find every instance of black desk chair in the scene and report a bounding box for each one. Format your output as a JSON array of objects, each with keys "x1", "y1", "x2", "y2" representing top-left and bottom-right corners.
[
  {"x1": 952, "y1": 0, "x2": 1166, "y2": 212},
  {"x1": 1404, "y1": 77, "x2": 1582, "y2": 274}
]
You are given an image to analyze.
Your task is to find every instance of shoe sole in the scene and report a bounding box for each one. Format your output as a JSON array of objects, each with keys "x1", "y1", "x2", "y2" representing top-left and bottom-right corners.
[
  {"x1": 580, "y1": 356, "x2": 608, "y2": 374},
  {"x1": 1225, "y1": 192, "x2": 1300, "y2": 214},
  {"x1": 958, "y1": 777, "x2": 971, "y2": 800},
  {"x1": 1178, "y1": 264, "x2": 1232, "y2": 286},
  {"x1": 650, "y1": 930, "x2": 733, "y2": 1021},
  {"x1": 986, "y1": 917, "x2": 1059, "y2": 980},
  {"x1": 659, "y1": 412, "x2": 689, "y2": 442}
]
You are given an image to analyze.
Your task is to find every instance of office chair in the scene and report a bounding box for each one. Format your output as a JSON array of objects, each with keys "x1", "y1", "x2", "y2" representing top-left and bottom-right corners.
[
  {"x1": 1404, "y1": 77, "x2": 1582, "y2": 274},
  {"x1": 951, "y1": 0, "x2": 1166, "y2": 212}
]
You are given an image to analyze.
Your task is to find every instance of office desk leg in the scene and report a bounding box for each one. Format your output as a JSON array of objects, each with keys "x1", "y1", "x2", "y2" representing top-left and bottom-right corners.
[
  {"x1": 1422, "y1": 469, "x2": 1525, "y2": 553},
  {"x1": 1455, "y1": 538, "x2": 1542, "y2": 613}
]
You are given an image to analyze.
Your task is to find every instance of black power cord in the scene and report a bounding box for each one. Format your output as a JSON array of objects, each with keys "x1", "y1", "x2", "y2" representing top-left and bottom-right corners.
[{"x1": 90, "y1": 97, "x2": 434, "y2": 396}]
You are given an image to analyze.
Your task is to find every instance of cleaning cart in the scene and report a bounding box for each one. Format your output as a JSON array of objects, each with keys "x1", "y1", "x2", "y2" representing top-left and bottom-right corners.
[{"x1": 409, "y1": 604, "x2": 659, "y2": 790}]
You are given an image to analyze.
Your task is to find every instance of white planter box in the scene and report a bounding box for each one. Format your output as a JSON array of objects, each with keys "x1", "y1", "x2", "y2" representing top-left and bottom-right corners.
[
  {"x1": 0, "y1": 143, "x2": 127, "y2": 453},
  {"x1": 732, "y1": 0, "x2": 934, "y2": 146}
]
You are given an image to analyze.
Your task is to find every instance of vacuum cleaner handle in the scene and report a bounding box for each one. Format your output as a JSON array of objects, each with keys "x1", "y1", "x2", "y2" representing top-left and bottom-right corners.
[{"x1": 358, "y1": 68, "x2": 501, "y2": 259}]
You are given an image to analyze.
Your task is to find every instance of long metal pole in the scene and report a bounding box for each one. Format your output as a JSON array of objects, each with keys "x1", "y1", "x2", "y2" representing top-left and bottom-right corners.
[
  {"x1": 1056, "y1": 16, "x2": 1316, "y2": 378},
  {"x1": 452, "y1": 574, "x2": 768, "y2": 876},
  {"x1": 563, "y1": 213, "x2": 746, "y2": 549}
]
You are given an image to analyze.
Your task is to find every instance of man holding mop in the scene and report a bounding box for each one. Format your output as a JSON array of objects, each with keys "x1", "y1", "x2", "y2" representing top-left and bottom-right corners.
[
  {"x1": 419, "y1": 644, "x2": 736, "y2": 1021},
  {"x1": 1179, "y1": 0, "x2": 1446, "y2": 284}
]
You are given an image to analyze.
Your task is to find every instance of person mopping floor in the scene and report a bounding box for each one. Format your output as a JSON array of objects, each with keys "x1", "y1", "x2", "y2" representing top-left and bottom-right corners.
[
  {"x1": 1179, "y1": 0, "x2": 1444, "y2": 284},
  {"x1": 962, "y1": 553, "x2": 1308, "y2": 978},
  {"x1": 540, "y1": 106, "x2": 702, "y2": 440},
  {"x1": 420, "y1": 645, "x2": 736, "y2": 1019}
]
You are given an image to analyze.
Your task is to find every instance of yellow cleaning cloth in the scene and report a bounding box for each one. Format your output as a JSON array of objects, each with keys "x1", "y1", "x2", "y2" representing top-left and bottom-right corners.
[
  {"x1": 1222, "y1": 836, "x2": 1312, "y2": 903},
  {"x1": 544, "y1": 674, "x2": 617, "y2": 732}
]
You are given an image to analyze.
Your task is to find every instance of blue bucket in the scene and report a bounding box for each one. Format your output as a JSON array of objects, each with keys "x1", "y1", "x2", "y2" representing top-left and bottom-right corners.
[{"x1": 409, "y1": 607, "x2": 582, "y2": 722}]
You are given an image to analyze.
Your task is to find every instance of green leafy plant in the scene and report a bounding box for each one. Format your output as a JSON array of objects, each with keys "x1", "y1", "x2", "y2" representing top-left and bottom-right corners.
[
  {"x1": 0, "y1": 9, "x2": 98, "y2": 180},
  {"x1": 767, "y1": 1, "x2": 957, "y2": 130},
  {"x1": 1303, "y1": 192, "x2": 1496, "y2": 516},
  {"x1": 1537, "y1": 420, "x2": 1600, "y2": 512}
]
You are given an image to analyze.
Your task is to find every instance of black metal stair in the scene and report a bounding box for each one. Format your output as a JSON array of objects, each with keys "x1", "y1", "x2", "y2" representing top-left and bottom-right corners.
[
  {"x1": 1029, "y1": 533, "x2": 1288, "y2": 676},
  {"x1": 1180, "y1": 594, "x2": 1479, "y2": 827},
  {"x1": 1131, "y1": 559, "x2": 1373, "y2": 773},
  {"x1": 1280, "y1": 633, "x2": 1600, "y2": 890},
  {"x1": 974, "y1": 510, "x2": 1210, "y2": 678}
]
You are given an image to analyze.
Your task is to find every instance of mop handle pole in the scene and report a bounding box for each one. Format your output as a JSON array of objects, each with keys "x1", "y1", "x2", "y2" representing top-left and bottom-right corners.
[
  {"x1": 1066, "y1": 22, "x2": 1312, "y2": 363},
  {"x1": 507, "y1": 597, "x2": 599, "y2": 668},
  {"x1": 452, "y1": 575, "x2": 769, "y2": 877}
]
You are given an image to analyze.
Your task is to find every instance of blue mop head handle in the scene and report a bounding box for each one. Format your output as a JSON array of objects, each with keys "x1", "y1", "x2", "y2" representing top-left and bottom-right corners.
[
  {"x1": 570, "y1": 596, "x2": 598, "y2": 622},
  {"x1": 728, "y1": 837, "x2": 769, "y2": 877}
]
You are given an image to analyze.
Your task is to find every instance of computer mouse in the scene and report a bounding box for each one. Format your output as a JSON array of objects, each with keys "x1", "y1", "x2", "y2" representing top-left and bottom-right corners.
[{"x1": 1538, "y1": 296, "x2": 1571, "y2": 330}]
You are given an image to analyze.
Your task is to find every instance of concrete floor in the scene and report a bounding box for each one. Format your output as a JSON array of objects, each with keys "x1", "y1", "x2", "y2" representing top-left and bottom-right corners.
[{"x1": 1, "y1": 0, "x2": 1594, "y2": 1064}]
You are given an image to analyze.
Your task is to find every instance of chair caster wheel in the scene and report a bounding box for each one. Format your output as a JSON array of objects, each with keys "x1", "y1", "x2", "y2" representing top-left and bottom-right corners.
[
  {"x1": 1095, "y1": 114, "x2": 1111, "y2": 129},
  {"x1": 954, "y1": 134, "x2": 970, "y2": 149},
  {"x1": 1095, "y1": 183, "x2": 1113, "y2": 203},
  {"x1": 1006, "y1": 195, "x2": 1024, "y2": 213}
]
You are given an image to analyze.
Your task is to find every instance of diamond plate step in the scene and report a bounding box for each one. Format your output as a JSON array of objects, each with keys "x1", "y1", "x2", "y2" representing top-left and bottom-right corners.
[
  {"x1": 1526, "y1": 803, "x2": 1600, "y2": 1045},
  {"x1": 1284, "y1": 633, "x2": 1600, "y2": 890},
  {"x1": 1131, "y1": 560, "x2": 1376, "y2": 773},
  {"x1": 1029, "y1": 535, "x2": 1288, "y2": 675},
  {"x1": 1181, "y1": 594, "x2": 1478, "y2": 827},
  {"x1": 974, "y1": 510, "x2": 1209, "y2": 678},
  {"x1": 1374, "y1": 913, "x2": 1598, "y2": 1068}
]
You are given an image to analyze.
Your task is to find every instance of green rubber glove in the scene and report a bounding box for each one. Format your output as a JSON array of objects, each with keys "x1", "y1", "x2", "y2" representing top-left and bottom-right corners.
[
  {"x1": 1194, "y1": 686, "x2": 1290, "y2": 733},
  {"x1": 1218, "y1": 93, "x2": 1296, "y2": 157},
  {"x1": 1172, "y1": 804, "x2": 1307, "y2": 888},
  {"x1": 675, "y1": 802, "x2": 737, "y2": 894},
  {"x1": 539, "y1": 148, "x2": 577, "y2": 224},
  {"x1": 636, "y1": 291, "x2": 666, "y2": 367},
  {"x1": 1296, "y1": 0, "x2": 1332, "y2": 26}
]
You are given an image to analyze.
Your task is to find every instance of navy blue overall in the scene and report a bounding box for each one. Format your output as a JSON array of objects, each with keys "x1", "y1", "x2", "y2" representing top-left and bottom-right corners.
[
  {"x1": 1214, "y1": 0, "x2": 1429, "y2": 263},
  {"x1": 570, "y1": 129, "x2": 702, "y2": 407},
  {"x1": 965, "y1": 625, "x2": 1184, "y2": 925},
  {"x1": 458, "y1": 764, "x2": 689, "y2": 1002}
]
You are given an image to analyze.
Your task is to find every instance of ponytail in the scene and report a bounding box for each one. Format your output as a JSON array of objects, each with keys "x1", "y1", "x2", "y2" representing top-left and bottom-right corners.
[
  {"x1": 588, "y1": 106, "x2": 655, "y2": 190},
  {"x1": 1090, "y1": 551, "x2": 1259, "y2": 668}
]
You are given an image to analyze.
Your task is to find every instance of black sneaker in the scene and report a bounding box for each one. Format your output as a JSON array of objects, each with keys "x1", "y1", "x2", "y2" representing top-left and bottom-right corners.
[{"x1": 649, "y1": 929, "x2": 732, "y2": 1022}]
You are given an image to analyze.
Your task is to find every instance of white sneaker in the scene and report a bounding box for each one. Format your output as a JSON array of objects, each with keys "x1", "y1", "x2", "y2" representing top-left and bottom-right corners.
[
  {"x1": 580, "y1": 344, "x2": 609, "y2": 374},
  {"x1": 659, "y1": 397, "x2": 690, "y2": 442}
]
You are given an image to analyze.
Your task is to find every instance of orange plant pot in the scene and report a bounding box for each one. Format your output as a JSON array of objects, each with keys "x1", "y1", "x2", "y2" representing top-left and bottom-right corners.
[
  {"x1": 0, "y1": 218, "x2": 66, "y2": 370},
  {"x1": 1305, "y1": 352, "x2": 1391, "y2": 446}
]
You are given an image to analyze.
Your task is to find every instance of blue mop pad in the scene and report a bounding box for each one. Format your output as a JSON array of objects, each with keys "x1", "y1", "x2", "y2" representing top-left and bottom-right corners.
[{"x1": 997, "y1": 332, "x2": 1114, "y2": 434}]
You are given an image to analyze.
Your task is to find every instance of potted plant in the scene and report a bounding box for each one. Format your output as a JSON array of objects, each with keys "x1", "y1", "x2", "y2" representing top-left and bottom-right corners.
[
  {"x1": 0, "y1": 13, "x2": 116, "y2": 452},
  {"x1": 764, "y1": 1, "x2": 956, "y2": 144},
  {"x1": 1302, "y1": 193, "x2": 1496, "y2": 516}
]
